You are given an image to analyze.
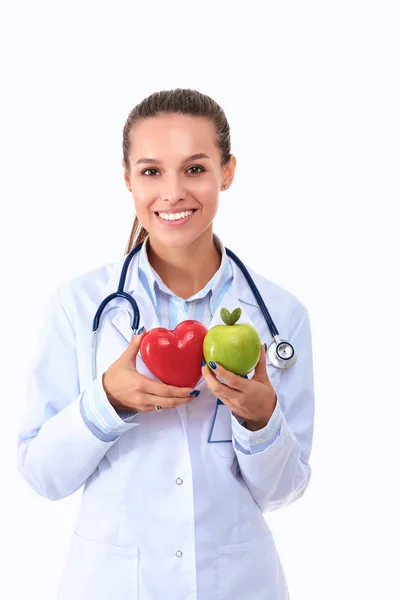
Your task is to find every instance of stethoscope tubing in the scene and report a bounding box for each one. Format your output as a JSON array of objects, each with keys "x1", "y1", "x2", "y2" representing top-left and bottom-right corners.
[
  {"x1": 93, "y1": 242, "x2": 279, "y2": 336},
  {"x1": 91, "y1": 242, "x2": 296, "y2": 379}
]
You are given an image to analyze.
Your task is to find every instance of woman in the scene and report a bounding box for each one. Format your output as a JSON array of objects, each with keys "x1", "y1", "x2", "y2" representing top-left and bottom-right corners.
[{"x1": 18, "y1": 88, "x2": 315, "y2": 599}]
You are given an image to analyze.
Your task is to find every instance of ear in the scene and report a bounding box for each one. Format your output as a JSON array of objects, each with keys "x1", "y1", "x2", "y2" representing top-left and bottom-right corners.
[
  {"x1": 222, "y1": 154, "x2": 237, "y2": 190},
  {"x1": 122, "y1": 161, "x2": 131, "y2": 191}
]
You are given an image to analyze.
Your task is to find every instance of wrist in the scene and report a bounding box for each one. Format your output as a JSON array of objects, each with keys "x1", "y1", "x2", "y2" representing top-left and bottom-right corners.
[
  {"x1": 246, "y1": 393, "x2": 278, "y2": 430},
  {"x1": 245, "y1": 419, "x2": 269, "y2": 431},
  {"x1": 102, "y1": 372, "x2": 125, "y2": 412}
]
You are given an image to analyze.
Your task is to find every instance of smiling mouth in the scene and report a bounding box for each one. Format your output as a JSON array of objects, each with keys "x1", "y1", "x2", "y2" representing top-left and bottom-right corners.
[{"x1": 155, "y1": 209, "x2": 198, "y2": 222}]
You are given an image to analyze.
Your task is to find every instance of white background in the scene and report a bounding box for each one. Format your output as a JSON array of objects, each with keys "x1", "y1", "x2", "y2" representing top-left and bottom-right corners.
[{"x1": 1, "y1": 1, "x2": 399, "y2": 598}]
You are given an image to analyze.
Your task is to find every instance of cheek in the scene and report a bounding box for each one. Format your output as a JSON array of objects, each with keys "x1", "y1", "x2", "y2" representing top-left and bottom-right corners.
[
  {"x1": 200, "y1": 191, "x2": 219, "y2": 218},
  {"x1": 196, "y1": 180, "x2": 219, "y2": 208},
  {"x1": 199, "y1": 173, "x2": 219, "y2": 192},
  {"x1": 131, "y1": 182, "x2": 149, "y2": 203},
  {"x1": 131, "y1": 188, "x2": 154, "y2": 218}
]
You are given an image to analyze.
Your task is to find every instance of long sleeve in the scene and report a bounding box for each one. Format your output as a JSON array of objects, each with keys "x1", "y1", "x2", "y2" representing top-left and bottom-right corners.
[
  {"x1": 17, "y1": 289, "x2": 139, "y2": 501},
  {"x1": 80, "y1": 374, "x2": 139, "y2": 442},
  {"x1": 231, "y1": 399, "x2": 283, "y2": 454},
  {"x1": 232, "y1": 306, "x2": 315, "y2": 513}
]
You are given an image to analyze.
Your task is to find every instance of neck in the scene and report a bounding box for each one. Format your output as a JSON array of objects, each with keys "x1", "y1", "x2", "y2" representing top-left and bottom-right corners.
[{"x1": 147, "y1": 228, "x2": 222, "y2": 299}]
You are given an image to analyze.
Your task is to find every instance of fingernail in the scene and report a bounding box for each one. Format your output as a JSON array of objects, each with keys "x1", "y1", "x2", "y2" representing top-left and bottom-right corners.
[
  {"x1": 264, "y1": 342, "x2": 267, "y2": 352},
  {"x1": 201, "y1": 359, "x2": 206, "y2": 367},
  {"x1": 189, "y1": 390, "x2": 201, "y2": 397},
  {"x1": 209, "y1": 361, "x2": 217, "y2": 370},
  {"x1": 240, "y1": 374, "x2": 248, "y2": 379},
  {"x1": 138, "y1": 326, "x2": 145, "y2": 335}
]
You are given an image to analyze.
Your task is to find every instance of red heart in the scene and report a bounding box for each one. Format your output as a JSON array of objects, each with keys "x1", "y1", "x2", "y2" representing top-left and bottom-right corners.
[{"x1": 140, "y1": 320, "x2": 208, "y2": 388}]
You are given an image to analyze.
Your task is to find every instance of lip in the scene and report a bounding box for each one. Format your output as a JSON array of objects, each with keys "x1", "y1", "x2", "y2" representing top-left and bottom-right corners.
[{"x1": 155, "y1": 209, "x2": 197, "y2": 226}]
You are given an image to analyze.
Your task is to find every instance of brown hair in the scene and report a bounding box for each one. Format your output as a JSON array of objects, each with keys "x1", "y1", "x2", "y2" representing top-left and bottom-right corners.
[{"x1": 122, "y1": 88, "x2": 232, "y2": 254}]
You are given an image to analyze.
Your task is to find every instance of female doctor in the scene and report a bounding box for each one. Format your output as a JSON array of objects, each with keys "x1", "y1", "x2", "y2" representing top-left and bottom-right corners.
[{"x1": 17, "y1": 88, "x2": 315, "y2": 600}]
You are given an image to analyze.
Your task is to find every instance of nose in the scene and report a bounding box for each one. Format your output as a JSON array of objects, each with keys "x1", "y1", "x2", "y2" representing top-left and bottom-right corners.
[{"x1": 159, "y1": 174, "x2": 188, "y2": 204}]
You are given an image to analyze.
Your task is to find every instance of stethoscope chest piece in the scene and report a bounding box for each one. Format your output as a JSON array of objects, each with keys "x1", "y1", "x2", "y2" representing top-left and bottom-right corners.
[{"x1": 267, "y1": 335, "x2": 297, "y2": 369}]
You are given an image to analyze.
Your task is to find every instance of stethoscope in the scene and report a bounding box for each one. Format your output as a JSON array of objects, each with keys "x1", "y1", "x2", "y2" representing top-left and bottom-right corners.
[{"x1": 92, "y1": 242, "x2": 297, "y2": 381}]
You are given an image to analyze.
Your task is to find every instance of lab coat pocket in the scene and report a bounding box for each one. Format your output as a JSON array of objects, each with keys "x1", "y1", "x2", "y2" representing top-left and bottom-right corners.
[
  {"x1": 58, "y1": 532, "x2": 139, "y2": 600},
  {"x1": 218, "y1": 533, "x2": 287, "y2": 600}
]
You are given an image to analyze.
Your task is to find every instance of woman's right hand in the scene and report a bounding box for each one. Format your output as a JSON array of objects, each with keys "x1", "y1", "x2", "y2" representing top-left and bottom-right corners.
[{"x1": 102, "y1": 328, "x2": 200, "y2": 412}]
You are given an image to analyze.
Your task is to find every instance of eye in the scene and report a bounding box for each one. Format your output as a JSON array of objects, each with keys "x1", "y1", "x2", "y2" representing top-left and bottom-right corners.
[
  {"x1": 187, "y1": 165, "x2": 205, "y2": 174},
  {"x1": 141, "y1": 168, "x2": 159, "y2": 176},
  {"x1": 141, "y1": 165, "x2": 205, "y2": 176}
]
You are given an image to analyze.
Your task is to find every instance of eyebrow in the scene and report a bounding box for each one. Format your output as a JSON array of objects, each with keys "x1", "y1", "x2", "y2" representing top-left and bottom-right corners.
[{"x1": 134, "y1": 153, "x2": 211, "y2": 165}]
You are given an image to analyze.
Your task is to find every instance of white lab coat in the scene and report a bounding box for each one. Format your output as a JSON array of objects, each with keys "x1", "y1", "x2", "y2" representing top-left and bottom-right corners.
[{"x1": 17, "y1": 250, "x2": 314, "y2": 600}]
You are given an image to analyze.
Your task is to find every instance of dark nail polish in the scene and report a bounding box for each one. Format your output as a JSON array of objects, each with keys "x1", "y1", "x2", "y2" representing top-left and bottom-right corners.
[
  {"x1": 189, "y1": 390, "x2": 201, "y2": 397},
  {"x1": 201, "y1": 359, "x2": 206, "y2": 367},
  {"x1": 137, "y1": 326, "x2": 144, "y2": 335},
  {"x1": 264, "y1": 343, "x2": 267, "y2": 352},
  {"x1": 209, "y1": 361, "x2": 217, "y2": 370},
  {"x1": 240, "y1": 374, "x2": 248, "y2": 379}
]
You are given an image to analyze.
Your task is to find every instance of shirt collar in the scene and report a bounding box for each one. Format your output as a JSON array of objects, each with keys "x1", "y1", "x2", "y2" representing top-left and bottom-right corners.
[{"x1": 138, "y1": 233, "x2": 232, "y2": 311}]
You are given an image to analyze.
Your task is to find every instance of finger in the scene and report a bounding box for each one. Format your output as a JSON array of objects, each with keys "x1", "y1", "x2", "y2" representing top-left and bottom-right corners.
[
  {"x1": 121, "y1": 327, "x2": 147, "y2": 369},
  {"x1": 253, "y1": 343, "x2": 269, "y2": 382},
  {"x1": 200, "y1": 376, "x2": 240, "y2": 409},
  {"x1": 203, "y1": 362, "x2": 247, "y2": 392},
  {"x1": 134, "y1": 396, "x2": 193, "y2": 412},
  {"x1": 124, "y1": 389, "x2": 198, "y2": 412},
  {"x1": 140, "y1": 376, "x2": 199, "y2": 398},
  {"x1": 142, "y1": 392, "x2": 199, "y2": 409},
  {"x1": 201, "y1": 361, "x2": 219, "y2": 392},
  {"x1": 201, "y1": 362, "x2": 239, "y2": 401}
]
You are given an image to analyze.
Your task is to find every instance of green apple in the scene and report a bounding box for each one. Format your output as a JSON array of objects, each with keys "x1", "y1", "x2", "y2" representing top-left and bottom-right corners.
[{"x1": 203, "y1": 307, "x2": 262, "y2": 375}]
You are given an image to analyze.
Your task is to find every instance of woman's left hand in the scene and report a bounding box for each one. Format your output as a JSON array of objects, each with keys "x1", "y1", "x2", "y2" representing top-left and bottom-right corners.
[{"x1": 201, "y1": 344, "x2": 277, "y2": 431}]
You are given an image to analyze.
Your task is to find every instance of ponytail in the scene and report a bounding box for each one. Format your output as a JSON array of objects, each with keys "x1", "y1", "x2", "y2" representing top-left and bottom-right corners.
[{"x1": 124, "y1": 216, "x2": 149, "y2": 255}]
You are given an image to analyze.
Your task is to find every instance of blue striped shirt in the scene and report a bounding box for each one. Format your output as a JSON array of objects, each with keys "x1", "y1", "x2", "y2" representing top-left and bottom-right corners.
[{"x1": 81, "y1": 234, "x2": 283, "y2": 453}]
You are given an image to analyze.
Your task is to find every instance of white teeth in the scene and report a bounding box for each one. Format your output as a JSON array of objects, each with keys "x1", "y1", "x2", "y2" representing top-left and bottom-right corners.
[{"x1": 158, "y1": 210, "x2": 194, "y2": 221}]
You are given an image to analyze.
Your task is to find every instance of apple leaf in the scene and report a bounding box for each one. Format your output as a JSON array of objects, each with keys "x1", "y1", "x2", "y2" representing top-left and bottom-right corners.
[
  {"x1": 230, "y1": 307, "x2": 242, "y2": 325},
  {"x1": 220, "y1": 308, "x2": 232, "y2": 325},
  {"x1": 220, "y1": 307, "x2": 242, "y2": 326}
]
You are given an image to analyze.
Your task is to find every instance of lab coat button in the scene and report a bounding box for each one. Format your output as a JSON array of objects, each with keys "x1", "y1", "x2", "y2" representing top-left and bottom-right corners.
[
  {"x1": 175, "y1": 550, "x2": 183, "y2": 557},
  {"x1": 175, "y1": 478, "x2": 183, "y2": 485}
]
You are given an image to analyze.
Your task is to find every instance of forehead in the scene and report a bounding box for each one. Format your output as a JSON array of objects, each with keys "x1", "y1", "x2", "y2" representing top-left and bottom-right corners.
[{"x1": 129, "y1": 113, "x2": 218, "y2": 158}]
